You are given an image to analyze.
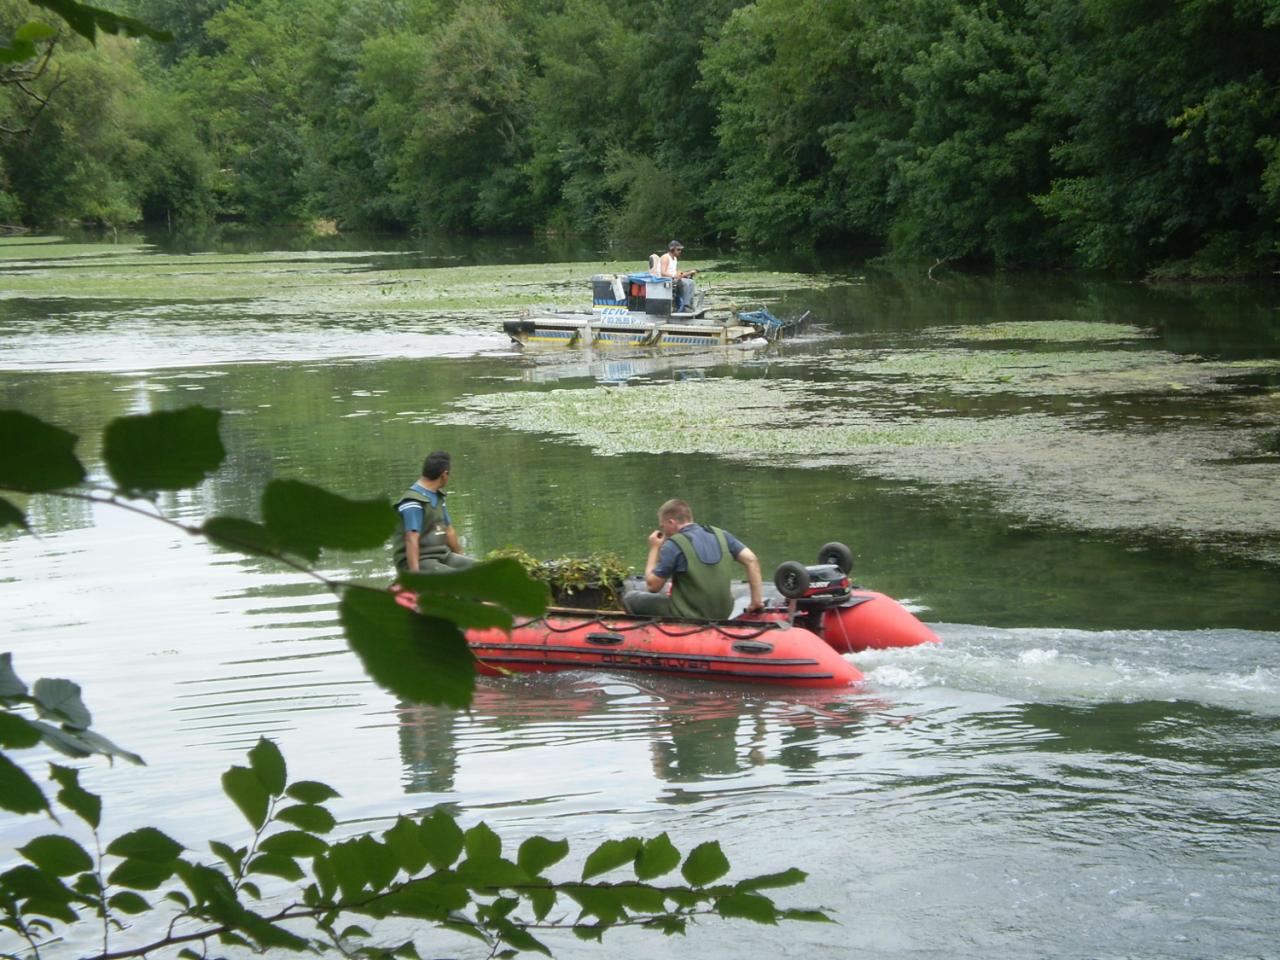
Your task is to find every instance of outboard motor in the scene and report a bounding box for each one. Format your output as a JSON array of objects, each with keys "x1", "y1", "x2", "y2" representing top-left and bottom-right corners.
[
  {"x1": 773, "y1": 561, "x2": 851, "y2": 609},
  {"x1": 772, "y1": 542, "x2": 858, "y2": 613}
]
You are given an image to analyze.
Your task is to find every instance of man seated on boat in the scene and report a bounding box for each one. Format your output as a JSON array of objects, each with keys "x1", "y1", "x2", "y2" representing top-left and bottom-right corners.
[
  {"x1": 622, "y1": 499, "x2": 764, "y2": 620},
  {"x1": 393, "y1": 451, "x2": 476, "y2": 575},
  {"x1": 655, "y1": 240, "x2": 698, "y2": 313}
]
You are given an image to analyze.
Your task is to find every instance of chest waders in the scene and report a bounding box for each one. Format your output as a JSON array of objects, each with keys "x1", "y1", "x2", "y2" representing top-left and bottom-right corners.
[
  {"x1": 669, "y1": 527, "x2": 735, "y2": 620},
  {"x1": 393, "y1": 488, "x2": 450, "y2": 569}
]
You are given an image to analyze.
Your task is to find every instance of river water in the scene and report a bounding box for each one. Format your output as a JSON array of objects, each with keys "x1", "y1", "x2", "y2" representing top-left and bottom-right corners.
[{"x1": 1, "y1": 232, "x2": 1278, "y2": 959}]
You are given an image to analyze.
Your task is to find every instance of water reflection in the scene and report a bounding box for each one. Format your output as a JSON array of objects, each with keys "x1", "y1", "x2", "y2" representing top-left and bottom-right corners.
[{"x1": 392, "y1": 675, "x2": 893, "y2": 795}]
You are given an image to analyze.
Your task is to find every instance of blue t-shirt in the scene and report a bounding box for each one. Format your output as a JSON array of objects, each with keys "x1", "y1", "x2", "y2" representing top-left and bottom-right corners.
[
  {"x1": 398, "y1": 484, "x2": 450, "y2": 534},
  {"x1": 652, "y1": 523, "x2": 745, "y2": 578}
]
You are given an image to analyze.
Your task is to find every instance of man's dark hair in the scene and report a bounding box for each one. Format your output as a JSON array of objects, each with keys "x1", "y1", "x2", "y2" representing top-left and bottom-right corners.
[{"x1": 422, "y1": 451, "x2": 451, "y2": 480}]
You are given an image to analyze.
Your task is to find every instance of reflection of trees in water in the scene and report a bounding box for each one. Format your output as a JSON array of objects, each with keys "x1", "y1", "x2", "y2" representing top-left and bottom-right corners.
[{"x1": 393, "y1": 678, "x2": 888, "y2": 792}]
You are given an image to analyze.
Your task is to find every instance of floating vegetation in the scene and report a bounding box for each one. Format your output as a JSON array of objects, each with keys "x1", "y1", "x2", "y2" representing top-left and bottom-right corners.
[
  {"x1": 446, "y1": 379, "x2": 1058, "y2": 458},
  {"x1": 0, "y1": 238, "x2": 833, "y2": 327},
  {"x1": 445, "y1": 372, "x2": 1280, "y2": 563},
  {"x1": 768, "y1": 346, "x2": 1280, "y2": 397},
  {"x1": 939, "y1": 320, "x2": 1156, "y2": 343}
]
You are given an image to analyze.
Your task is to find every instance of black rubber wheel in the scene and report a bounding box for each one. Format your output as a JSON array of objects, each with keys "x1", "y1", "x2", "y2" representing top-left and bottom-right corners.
[
  {"x1": 816, "y1": 541, "x2": 854, "y2": 574},
  {"x1": 774, "y1": 561, "x2": 811, "y2": 599}
]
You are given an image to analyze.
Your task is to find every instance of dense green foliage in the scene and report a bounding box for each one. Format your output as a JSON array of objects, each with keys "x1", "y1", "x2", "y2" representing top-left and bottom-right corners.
[
  {"x1": 3, "y1": 0, "x2": 1280, "y2": 273},
  {"x1": 0, "y1": 405, "x2": 828, "y2": 956}
]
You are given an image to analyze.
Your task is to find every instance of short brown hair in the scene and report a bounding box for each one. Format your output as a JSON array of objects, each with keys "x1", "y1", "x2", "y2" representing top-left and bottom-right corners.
[{"x1": 658, "y1": 499, "x2": 692, "y2": 524}]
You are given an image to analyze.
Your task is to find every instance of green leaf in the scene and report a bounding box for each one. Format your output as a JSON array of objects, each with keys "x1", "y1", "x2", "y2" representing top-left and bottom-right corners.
[
  {"x1": 325, "y1": 839, "x2": 370, "y2": 901},
  {"x1": 365, "y1": 877, "x2": 468, "y2": 920},
  {"x1": 0, "y1": 865, "x2": 77, "y2": 919},
  {"x1": 0, "y1": 712, "x2": 42, "y2": 749},
  {"x1": 32, "y1": 723, "x2": 143, "y2": 764},
  {"x1": 0, "y1": 410, "x2": 85, "y2": 492},
  {"x1": 248, "y1": 853, "x2": 305, "y2": 882},
  {"x1": 401, "y1": 594, "x2": 514, "y2": 632},
  {"x1": 646, "y1": 915, "x2": 686, "y2": 935},
  {"x1": 19, "y1": 835, "x2": 93, "y2": 876},
  {"x1": 248, "y1": 738, "x2": 286, "y2": 796},
  {"x1": 582, "y1": 838, "x2": 641, "y2": 880},
  {"x1": 0, "y1": 755, "x2": 49, "y2": 813},
  {"x1": 614, "y1": 883, "x2": 667, "y2": 914},
  {"x1": 275, "y1": 803, "x2": 336, "y2": 834},
  {"x1": 635, "y1": 833, "x2": 681, "y2": 881},
  {"x1": 463, "y1": 822, "x2": 501, "y2": 863},
  {"x1": 563, "y1": 884, "x2": 625, "y2": 924},
  {"x1": 106, "y1": 827, "x2": 183, "y2": 862},
  {"x1": 49, "y1": 765, "x2": 99, "y2": 827},
  {"x1": 261, "y1": 480, "x2": 396, "y2": 562},
  {"x1": 383, "y1": 817, "x2": 429, "y2": 874},
  {"x1": 715, "y1": 892, "x2": 778, "y2": 924},
  {"x1": 285, "y1": 780, "x2": 339, "y2": 804},
  {"x1": 737, "y1": 867, "x2": 807, "y2": 891},
  {"x1": 681, "y1": 842, "x2": 730, "y2": 887},
  {"x1": 353, "y1": 835, "x2": 399, "y2": 892},
  {"x1": 400, "y1": 558, "x2": 549, "y2": 617},
  {"x1": 456, "y1": 857, "x2": 530, "y2": 888},
  {"x1": 108, "y1": 858, "x2": 176, "y2": 891},
  {"x1": 208, "y1": 840, "x2": 244, "y2": 874},
  {"x1": 28, "y1": 0, "x2": 174, "y2": 43},
  {"x1": 339, "y1": 589, "x2": 475, "y2": 709},
  {"x1": 222, "y1": 765, "x2": 269, "y2": 830},
  {"x1": 572, "y1": 923, "x2": 605, "y2": 942},
  {"x1": 419, "y1": 811, "x2": 464, "y2": 871},
  {"x1": 517, "y1": 836, "x2": 569, "y2": 877},
  {"x1": 527, "y1": 885, "x2": 556, "y2": 921},
  {"x1": 0, "y1": 39, "x2": 38, "y2": 64},
  {"x1": 490, "y1": 918, "x2": 551, "y2": 956},
  {"x1": 202, "y1": 517, "x2": 280, "y2": 559},
  {"x1": 259, "y1": 830, "x2": 328, "y2": 859},
  {"x1": 31, "y1": 678, "x2": 91, "y2": 728},
  {"x1": 238, "y1": 908, "x2": 309, "y2": 950},
  {"x1": 779, "y1": 908, "x2": 835, "y2": 923},
  {"x1": 102, "y1": 406, "x2": 224, "y2": 494},
  {"x1": 0, "y1": 496, "x2": 27, "y2": 531},
  {"x1": 107, "y1": 891, "x2": 151, "y2": 914},
  {"x1": 0, "y1": 653, "x2": 29, "y2": 698},
  {"x1": 14, "y1": 21, "x2": 58, "y2": 42}
]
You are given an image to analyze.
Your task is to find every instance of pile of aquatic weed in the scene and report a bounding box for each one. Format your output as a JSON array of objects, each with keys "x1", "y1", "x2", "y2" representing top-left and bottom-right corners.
[{"x1": 444, "y1": 373, "x2": 1280, "y2": 564}]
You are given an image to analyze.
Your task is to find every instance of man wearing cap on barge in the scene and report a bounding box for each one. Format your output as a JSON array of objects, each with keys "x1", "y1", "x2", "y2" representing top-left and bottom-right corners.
[{"x1": 656, "y1": 240, "x2": 698, "y2": 313}]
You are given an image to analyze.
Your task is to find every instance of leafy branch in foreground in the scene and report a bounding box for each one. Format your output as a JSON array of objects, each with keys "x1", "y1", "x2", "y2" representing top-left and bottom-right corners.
[
  {"x1": 0, "y1": 404, "x2": 832, "y2": 956},
  {"x1": 0, "y1": 405, "x2": 550, "y2": 710},
  {"x1": 1, "y1": 667, "x2": 823, "y2": 959}
]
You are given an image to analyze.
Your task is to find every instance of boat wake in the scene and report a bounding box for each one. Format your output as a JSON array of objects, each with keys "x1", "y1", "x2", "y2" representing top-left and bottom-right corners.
[{"x1": 857, "y1": 622, "x2": 1280, "y2": 716}]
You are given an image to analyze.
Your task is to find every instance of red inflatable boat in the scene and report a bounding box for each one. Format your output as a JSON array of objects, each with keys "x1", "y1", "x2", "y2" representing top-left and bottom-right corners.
[
  {"x1": 397, "y1": 543, "x2": 938, "y2": 689},
  {"x1": 466, "y1": 613, "x2": 862, "y2": 688}
]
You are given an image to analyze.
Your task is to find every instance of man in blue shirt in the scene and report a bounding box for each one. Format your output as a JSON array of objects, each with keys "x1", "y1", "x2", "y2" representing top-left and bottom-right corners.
[
  {"x1": 393, "y1": 451, "x2": 475, "y2": 574},
  {"x1": 622, "y1": 499, "x2": 764, "y2": 620}
]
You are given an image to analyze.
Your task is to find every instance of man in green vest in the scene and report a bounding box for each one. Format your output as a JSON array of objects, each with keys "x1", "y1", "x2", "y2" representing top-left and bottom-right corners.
[
  {"x1": 393, "y1": 451, "x2": 476, "y2": 575},
  {"x1": 622, "y1": 499, "x2": 764, "y2": 620}
]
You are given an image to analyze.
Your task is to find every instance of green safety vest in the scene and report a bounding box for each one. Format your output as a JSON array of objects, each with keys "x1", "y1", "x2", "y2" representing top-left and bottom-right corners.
[
  {"x1": 668, "y1": 526, "x2": 735, "y2": 620},
  {"x1": 393, "y1": 487, "x2": 451, "y2": 569}
]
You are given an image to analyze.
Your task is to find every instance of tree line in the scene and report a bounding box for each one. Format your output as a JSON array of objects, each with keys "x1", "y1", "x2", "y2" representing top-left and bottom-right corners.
[{"x1": 2, "y1": 0, "x2": 1278, "y2": 275}]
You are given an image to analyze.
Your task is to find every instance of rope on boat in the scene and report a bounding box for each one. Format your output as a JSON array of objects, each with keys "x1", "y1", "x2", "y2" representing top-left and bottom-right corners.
[{"x1": 517, "y1": 612, "x2": 782, "y2": 642}]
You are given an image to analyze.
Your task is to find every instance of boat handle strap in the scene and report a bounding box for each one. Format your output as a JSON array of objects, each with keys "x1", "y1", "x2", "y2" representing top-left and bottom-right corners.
[{"x1": 585, "y1": 632, "x2": 625, "y2": 645}]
